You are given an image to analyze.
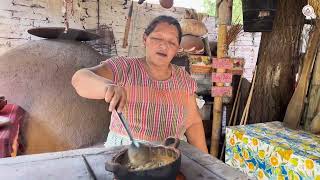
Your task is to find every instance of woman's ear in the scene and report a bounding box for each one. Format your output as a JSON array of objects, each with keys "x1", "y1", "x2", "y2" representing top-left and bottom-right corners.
[{"x1": 143, "y1": 34, "x2": 147, "y2": 46}]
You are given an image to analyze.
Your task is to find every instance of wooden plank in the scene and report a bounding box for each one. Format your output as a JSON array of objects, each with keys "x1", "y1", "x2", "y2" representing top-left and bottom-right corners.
[
  {"x1": 180, "y1": 154, "x2": 223, "y2": 179},
  {"x1": 0, "y1": 147, "x2": 123, "y2": 180},
  {"x1": 0, "y1": 142, "x2": 249, "y2": 180},
  {"x1": 0, "y1": 146, "x2": 123, "y2": 165},
  {"x1": 179, "y1": 141, "x2": 250, "y2": 180},
  {"x1": 0, "y1": 156, "x2": 92, "y2": 180},
  {"x1": 84, "y1": 154, "x2": 115, "y2": 180},
  {"x1": 212, "y1": 86, "x2": 233, "y2": 97},
  {"x1": 212, "y1": 72, "x2": 233, "y2": 83},
  {"x1": 284, "y1": 20, "x2": 320, "y2": 129},
  {"x1": 304, "y1": 47, "x2": 320, "y2": 130},
  {"x1": 225, "y1": 69, "x2": 243, "y2": 75}
]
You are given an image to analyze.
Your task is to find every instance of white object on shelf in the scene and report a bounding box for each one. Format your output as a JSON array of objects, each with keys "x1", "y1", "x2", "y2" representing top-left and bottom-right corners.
[{"x1": 196, "y1": 96, "x2": 206, "y2": 109}]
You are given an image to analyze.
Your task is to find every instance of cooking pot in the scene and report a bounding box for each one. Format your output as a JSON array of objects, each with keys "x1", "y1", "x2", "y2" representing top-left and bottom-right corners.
[
  {"x1": 180, "y1": 35, "x2": 205, "y2": 54},
  {"x1": 159, "y1": 0, "x2": 173, "y2": 9},
  {"x1": 105, "y1": 137, "x2": 181, "y2": 180}
]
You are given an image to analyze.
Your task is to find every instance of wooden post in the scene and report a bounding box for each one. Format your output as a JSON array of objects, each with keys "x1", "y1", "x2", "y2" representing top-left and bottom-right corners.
[{"x1": 210, "y1": 0, "x2": 233, "y2": 157}]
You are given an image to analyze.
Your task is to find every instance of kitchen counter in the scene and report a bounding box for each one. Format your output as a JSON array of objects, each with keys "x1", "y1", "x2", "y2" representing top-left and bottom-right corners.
[{"x1": 0, "y1": 141, "x2": 249, "y2": 180}]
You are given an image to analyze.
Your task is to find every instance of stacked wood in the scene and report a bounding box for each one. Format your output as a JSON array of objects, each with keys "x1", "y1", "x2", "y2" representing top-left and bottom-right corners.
[
  {"x1": 304, "y1": 42, "x2": 320, "y2": 133},
  {"x1": 284, "y1": 20, "x2": 320, "y2": 129}
]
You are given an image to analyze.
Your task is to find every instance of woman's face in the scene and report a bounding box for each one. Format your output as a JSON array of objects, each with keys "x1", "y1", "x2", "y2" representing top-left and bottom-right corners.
[{"x1": 143, "y1": 22, "x2": 180, "y2": 67}]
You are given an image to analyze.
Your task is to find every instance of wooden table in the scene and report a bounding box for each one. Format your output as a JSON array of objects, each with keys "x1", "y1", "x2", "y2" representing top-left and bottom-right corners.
[{"x1": 0, "y1": 141, "x2": 250, "y2": 180}]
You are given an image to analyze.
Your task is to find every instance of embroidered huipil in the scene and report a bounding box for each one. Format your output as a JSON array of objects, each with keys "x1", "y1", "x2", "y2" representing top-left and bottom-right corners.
[{"x1": 103, "y1": 57, "x2": 197, "y2": 142}]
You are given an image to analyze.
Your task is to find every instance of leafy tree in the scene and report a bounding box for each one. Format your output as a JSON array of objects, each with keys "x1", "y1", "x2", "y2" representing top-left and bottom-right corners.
[{"x1": 202, "y1": 0, "x2": 243, "y2": 24}]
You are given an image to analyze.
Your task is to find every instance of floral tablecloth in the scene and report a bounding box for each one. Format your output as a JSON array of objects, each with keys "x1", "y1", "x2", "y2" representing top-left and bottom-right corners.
[{"x1": 225, "y1": 121, "x2": 320, "y2": 180}]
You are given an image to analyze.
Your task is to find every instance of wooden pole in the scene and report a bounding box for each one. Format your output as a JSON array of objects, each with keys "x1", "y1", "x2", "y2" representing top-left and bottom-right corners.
[
  {"x1": 210, "y1": 0, "x2": 232, "y2": 157},
  {"x1": 219, "y1": 77, "x2": 242, "y2": 160},
  {"x1": 122, "y1": 1, "x2": 134, "y2": 48}
]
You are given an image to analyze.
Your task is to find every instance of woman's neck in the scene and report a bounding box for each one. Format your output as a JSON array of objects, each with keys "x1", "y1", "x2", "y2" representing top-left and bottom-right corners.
[{"x1": 142, "y1": 57, "x2": 172, "y2": 81}]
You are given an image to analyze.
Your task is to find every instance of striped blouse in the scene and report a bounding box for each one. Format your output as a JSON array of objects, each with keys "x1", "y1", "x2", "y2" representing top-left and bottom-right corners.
[{"x1": 103, "y1": 57, "x2": 197, "y2": 142}]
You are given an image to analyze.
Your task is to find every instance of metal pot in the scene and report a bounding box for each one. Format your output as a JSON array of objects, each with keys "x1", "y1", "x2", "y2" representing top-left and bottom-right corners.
[{"x1": 105, "y1": 137, "x2": 181, "y2": 180}]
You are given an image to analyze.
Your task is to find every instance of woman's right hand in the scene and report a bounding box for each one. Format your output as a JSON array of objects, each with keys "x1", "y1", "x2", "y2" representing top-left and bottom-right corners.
[{"x1": 104, "y1": 85, "x2": 127, "y2": 112}]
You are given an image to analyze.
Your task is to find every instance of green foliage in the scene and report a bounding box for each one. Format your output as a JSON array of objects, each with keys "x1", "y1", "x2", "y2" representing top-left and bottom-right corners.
[
  {"x1": 202, "y1": 0, "x2": 243, "y2": 24},
  {"x1": 232, "y1": 0, "x2": 243, "y2": 24},
  {"x1": 203, "y1": 0, "x2": 216, "y2": 16}
]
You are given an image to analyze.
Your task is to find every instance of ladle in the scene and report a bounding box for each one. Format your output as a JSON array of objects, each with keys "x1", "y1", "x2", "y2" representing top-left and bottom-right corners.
[{"x1": 116, "y1": 112, "x2": 151, "y2": 166}]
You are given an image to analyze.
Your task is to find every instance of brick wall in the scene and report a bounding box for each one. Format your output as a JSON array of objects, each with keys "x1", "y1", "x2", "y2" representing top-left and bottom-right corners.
[
  {"x1": 228, "y1": 31, "x2": 261, "y2": 82},
  {"x1": 0, "y1": 0, "x2": 260, "y2": 80},
  {"x1": 0, "y1": 0, "x2": 188, "y2": 57}
]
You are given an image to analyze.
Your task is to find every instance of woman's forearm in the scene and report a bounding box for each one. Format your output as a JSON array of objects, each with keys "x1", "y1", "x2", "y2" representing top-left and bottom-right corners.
[
  {"x1": 71, "y1": 69, "x2": 113, "y2": 99},
  {"x1": 185, "y1": 122, "x2": 208, "y2": 153}
]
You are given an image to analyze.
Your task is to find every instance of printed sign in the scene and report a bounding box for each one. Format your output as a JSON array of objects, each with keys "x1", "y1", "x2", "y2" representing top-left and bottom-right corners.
[
  {"x1": 211, "y1": 86, "x2": 232, "y2": 97},
  {"x1": 212, "y1": 57, "x2": 245, "y2": 75},
  {"x1": 212, "y1": 58, "x2": 233, "y2": 69},
  {"x1": 212, "y1": 73, "x2": 233, "y2": 83}
]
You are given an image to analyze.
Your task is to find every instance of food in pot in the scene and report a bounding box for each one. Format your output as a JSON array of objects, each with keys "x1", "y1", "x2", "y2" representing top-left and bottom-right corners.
[{"x1": 126, "y1": 152, "x2": 176, "y2": 171}]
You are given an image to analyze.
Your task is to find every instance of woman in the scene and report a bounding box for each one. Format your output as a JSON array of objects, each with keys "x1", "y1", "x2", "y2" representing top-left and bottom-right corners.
[{"x1": 72, "y1": 15, "x2": 208, "y2": 153}]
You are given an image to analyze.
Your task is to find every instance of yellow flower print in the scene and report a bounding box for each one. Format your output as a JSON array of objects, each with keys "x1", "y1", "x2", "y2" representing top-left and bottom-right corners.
[
  {"x1": 258, "y1": 150, "x2": 265, "y2": 159},
  {"x1": 270, "y1": 156, "x2": 279, "y2": 167},
  {"x1": 229, "y1": 137, "x2": 235, "y2": 146},
  {"x1": 235, "y1": 132, "x2": 244, "y2": 140},
  {"x1": 243, "y1": 150, "x2": 249, "y2": 160},
  {"x1": 252, "y1": 138, "x2": 259, "y2": 146},
  {"x1": 277, "y1": 175, "x2": 285, "y2": 180},
  {"x1": 257, "y1": 169, "x2": 265, "y2": 180},
  {"x1": 275, "y1": 167, "x2": 281, "y2": 174},
  {"x1": 247, "y1": 162, "x2": 255, "y2": 171},
  {"x1": 288, "y1": 172, "x2": 300, "y2": 180},
  {"x1": 243, "y1": 137, "x2": 249, "y2": 144},
  {"x1": 239, "y1": 157, "x2": 244, "y2": 165},
  {"x1": 289, "y1": 158, "x2": 298, "y2": 167},
  {"x1": 305, "y1": 159, "x2": 314, "y2": 170},
  {"x1": 234, "y1": 153, "x2": 240, "y2": 161},
  {"x1": 315, "y1": 175, "x2": 320, "y2": 180},
  {"x1": 278, "y1": 149, "x2": 293, "y2": 161},
  {"x1": 283, "y1": 149, "x2": 293, "y2": 161}
]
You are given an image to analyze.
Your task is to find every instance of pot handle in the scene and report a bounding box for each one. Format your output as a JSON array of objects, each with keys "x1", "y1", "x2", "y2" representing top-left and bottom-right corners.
[
  {"x1": 105, "y1": 161, "x2": 128, "y2": 175},
  {"x1": 163, "y1": 136, "x2": 180, "y2": 148}
]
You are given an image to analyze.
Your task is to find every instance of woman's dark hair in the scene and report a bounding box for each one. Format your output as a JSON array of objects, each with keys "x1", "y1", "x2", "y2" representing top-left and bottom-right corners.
[{"x1": 144, "y1": 15, "x2": 182, "y2": 44}]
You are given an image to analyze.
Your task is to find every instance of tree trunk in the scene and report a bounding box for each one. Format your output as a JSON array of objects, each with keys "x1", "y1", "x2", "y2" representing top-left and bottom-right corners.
[{"x1": 249, "y1": 0, "x2": 306, "y2": 124}]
